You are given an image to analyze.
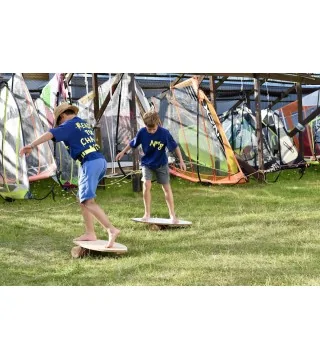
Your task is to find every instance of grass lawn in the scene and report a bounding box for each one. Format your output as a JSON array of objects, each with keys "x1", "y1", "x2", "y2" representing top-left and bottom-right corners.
[{"x1": 1, "y1": 164, "x2": 320, "y2": 285}]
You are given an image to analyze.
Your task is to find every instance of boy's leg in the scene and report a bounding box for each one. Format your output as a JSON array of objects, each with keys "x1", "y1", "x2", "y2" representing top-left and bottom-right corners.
[
  {"x1": 141, "y1": 166, "x2": 153, "y2": 221},
  {"x1": 76, "y1": 158, "x2": 120, "y2": 247},
  {"x1": 82, "y1": 199, "x2": 120, "y2": 247},
  {"x1": 73, "y1": 162, "x2": 97, "y2": 241},
  {"x1": 142, "y1": 180, "x2": 152, "y2": 221},
  {"x1": 156, "y1": 165, "x2": 178, "y2": 223},
  {"x1": 73, "y1": 201, "x2": 97, "y2": 241},
  {"x1": 161, "y1": 183, "x2": 178, "y2": 223}
]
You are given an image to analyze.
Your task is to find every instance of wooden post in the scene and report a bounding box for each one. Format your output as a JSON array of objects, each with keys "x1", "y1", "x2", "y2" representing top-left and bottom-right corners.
[
  {"x1": 95, "y1": 74, "x2": 123, "y2": 125},
  {"x1": 92, "y1": 73, "x2": 99, "y2": 120},
  {"x1": 246, "y1": 87, "x2": 251, "y2": 108},
  {"x1": 209, "y1": 76, "x2": 217, "y2": 111},
  {"x1": 228, "y1": 78, "x2": 266, "y2": 114},
  {"x1": 288, "y1": 106, "x2": 320, "y2": 137},
  {"x1": 254, "y1": 75, "x2": 265, "y2": 177},
  {"x1": 128, "y1": 73, "x2": 141, "y2": 192},
  {"x1": 92, "y1": 73, "x2": 103, "y2": 150},
  {"x1": 92, "y1": 73, "x2": 105, "y2": 188},
  {"x1": 296, "y1": 82, "x2": 304, "y2": 158},
  {"x1": 268, "y1": 84, "x2": 296, "y2": 109}
]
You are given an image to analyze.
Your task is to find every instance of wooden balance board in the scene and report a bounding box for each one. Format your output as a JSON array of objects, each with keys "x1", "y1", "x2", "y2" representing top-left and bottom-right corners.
[
  {"x1": 131, "y1": 217, "x2": 192, "y2": 230},
  {"x1": 71, "y1": 240, "x2": 128, "y2": 258}
]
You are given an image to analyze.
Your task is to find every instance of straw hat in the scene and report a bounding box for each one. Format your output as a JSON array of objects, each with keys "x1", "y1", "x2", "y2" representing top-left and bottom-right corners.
[{"x1": 53, "y1": 102, "x2": 79, "y2": 127}]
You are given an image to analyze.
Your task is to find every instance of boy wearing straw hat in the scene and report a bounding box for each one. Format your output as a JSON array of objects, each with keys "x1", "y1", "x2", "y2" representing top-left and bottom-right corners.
[{"x1": 19, "y1": 102, "x2": 120, "y2": 248}]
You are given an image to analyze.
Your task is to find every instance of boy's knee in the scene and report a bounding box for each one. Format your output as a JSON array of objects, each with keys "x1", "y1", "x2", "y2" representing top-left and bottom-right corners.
[
  {"x1": 81, "y1": 198, "x2": 95, "y2": 206},
  {"x1": 162, "y1": 183, "x2": 172, "y2": 194},
  {"x1": 143, "y1": 181, "x2": 152, "y2": 191}
]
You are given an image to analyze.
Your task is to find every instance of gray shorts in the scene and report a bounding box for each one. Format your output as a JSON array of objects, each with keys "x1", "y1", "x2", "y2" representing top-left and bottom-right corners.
[{"x1": 141, "y1": 164, "x2": 170, "y2": 184}]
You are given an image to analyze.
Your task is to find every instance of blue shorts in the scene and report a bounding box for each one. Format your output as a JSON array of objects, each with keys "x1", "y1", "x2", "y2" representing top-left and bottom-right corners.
[{"x1": 77, "y1": 158, "x2": 107, "y2": 203}]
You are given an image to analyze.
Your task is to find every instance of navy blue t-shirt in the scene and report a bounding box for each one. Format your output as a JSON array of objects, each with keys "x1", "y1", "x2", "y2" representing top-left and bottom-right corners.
[
  {"x1": 129, "y1": 126, "x2": 177, "y2": 169},
  {"x1": 49, "y1": 117, "x2": 104, "y2": 163}
]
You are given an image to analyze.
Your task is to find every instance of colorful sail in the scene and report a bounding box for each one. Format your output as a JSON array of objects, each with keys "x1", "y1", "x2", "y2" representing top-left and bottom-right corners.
[
  {"x1": 276, "y1": 88, "x2": 320, "y2": 160},
  {"x1": 153, "y1": 77, "x2": 246, "y2": 184},
  {"x1": 220, "y1": 103, "x2": 304, "y2": 171},
  {"x1": 220, "y1": 103, "x2": 279, "y2": 171},
  {"x1": 261, "y1": 108, "x2": 304, "y2": 168},
  {"x1": 35, "y1": 74, "x2": 78, "y2": 186},
  {"x1": 40, "y1": 73, "x2": 68, "y2": 111}
]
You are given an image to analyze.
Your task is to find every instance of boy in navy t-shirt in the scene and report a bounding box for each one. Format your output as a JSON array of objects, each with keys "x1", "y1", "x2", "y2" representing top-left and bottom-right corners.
[
  {"x1": 19, "y1": 102, "x2": 120, "y2": 248},
  {"x1": 116, "y1": 110, "x2": 186, "y2": 223}
]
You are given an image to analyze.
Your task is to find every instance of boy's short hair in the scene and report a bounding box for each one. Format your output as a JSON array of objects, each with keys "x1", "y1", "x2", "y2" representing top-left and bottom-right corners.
[
  {"x1": 63, "y1": 109, "x2": 76, "y2": 116},
  {"x1": 143, "y1": 110, "x2": 161, "y2": 127}
]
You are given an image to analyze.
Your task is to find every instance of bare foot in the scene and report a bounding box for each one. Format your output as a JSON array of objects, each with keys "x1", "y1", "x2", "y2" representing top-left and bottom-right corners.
[
  {"x1": 170, "y1": 216, "x2": 179, "y2": 224},
  {"x1": 105, "y1": 228, "x2": 120, "y2": 248},
  {"x1": 73, "y1": 233, "x2": 97, "y2": 241},
  {"x1": 141, "y1": 216, "x2": 150, "y2": 222}
]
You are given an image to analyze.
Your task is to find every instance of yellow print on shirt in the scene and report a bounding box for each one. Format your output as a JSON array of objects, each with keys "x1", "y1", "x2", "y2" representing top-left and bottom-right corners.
[
  {"x1": 150, "y1": 140, "x2": 164, "y2": 150},
  {"x1": 75, "y1": 122, "x2": 92, "y2": 130},
  {"x1": 76, "y1": 122, "x2": 95, "y2": 146},
  {"x1": 84, "y1": 129, "x2": 94, "y2": 136},
  {"x1": 80, "y1": 136, "x2": 95, "y2": 146}
]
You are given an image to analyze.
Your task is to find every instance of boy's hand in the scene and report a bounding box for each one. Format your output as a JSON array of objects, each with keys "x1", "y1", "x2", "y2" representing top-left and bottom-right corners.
[
  {"x1": 179, "y1": 160, "x2": 186, "y2": 171},
  {"x1": 19, "y1": 145, "x2": 33, "y2": 157},
  {"x1": 115, "y1": 151, "x2": 124, "y2": 162}
]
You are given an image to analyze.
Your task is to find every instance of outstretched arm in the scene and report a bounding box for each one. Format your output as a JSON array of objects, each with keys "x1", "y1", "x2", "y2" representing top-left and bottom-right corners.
[
  {"x1": 19, "y1": 131, "x2": 54, "y2": 157},
  {"x1": 174, "y1": 146, "x2": 186, "y2": 171},
  {"x1": 115, "y1": 143, "x2": 132, "y2": 162}
]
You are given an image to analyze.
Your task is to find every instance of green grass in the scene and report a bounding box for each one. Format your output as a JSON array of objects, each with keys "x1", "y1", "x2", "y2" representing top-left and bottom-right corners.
[{"x1": 1, "y1": 165, "x2": 320, "y2": 285}]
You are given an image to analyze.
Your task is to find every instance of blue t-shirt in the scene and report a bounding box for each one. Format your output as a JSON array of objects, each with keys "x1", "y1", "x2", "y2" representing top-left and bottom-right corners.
[
  {"x1": 129, "y1": 126, "x2": 177, "y2": 169},
  {"x1": 49, "y1": 117, "x2": 104, "y2": 163}
]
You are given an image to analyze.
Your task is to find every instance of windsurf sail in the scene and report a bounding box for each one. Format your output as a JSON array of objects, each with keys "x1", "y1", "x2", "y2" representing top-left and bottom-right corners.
[
  {"x1": 310, "y1": 115, "x2": 320, "y2": 159},
  {"x1": 276, "y1": 88, "x2": 320, "y2": 160},
  {"x1": 220, "y1": 102, "x2": 304, "y2": 172},
  {"x1": 153, "y1": 77, "x2": 247, "y2": 185},
  {"x1": 8, "y1": 73, "x2": 56, "y2": 182},
  {"x1": 35, "y1": 73, "x2": 79, "y2": 186},
  {"x1": 220, "y1": 103, "x2": 279, "y2": 171},
  {"x1": 40, "y1": 73, "x2": 68, "y2": 112},
  {"x1": 0, "y1": 82, "x2": 30, "y2": 200},
  {"x1": 78, "y1": 73, "x2": 150, "y2": 174},
  {"x1": 261, "y1": 108, "x2": 304, "y2": 168}
]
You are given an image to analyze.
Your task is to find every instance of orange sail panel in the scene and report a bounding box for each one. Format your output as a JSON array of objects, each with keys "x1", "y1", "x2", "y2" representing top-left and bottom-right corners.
[{"x1": 154, "y1": 77, "x2": 247, "y2": 185}]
